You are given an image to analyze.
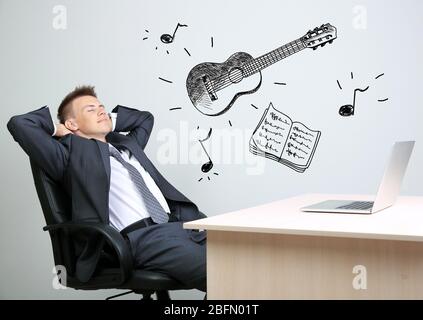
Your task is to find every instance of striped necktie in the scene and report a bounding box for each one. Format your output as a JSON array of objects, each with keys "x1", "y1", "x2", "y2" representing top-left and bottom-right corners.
[{"x1": 109, "y1": 146, "x2": 169, "y2": 224}]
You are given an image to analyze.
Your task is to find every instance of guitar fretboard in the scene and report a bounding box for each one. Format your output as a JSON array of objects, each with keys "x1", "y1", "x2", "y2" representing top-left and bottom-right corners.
[{"x1": 243, "y1": 38, "x2": 305, "y2": 77}]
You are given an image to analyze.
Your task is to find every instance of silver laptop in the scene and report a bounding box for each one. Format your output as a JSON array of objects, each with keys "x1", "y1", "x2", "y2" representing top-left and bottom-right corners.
[{"x1": 301, "y1": 141, "x2": 415, "y2": 214}]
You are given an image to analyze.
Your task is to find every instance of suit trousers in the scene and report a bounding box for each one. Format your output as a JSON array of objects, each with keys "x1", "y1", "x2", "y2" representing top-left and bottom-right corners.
[{"x1": 125, "y1": 221, "x2": 207, "y2": 292}]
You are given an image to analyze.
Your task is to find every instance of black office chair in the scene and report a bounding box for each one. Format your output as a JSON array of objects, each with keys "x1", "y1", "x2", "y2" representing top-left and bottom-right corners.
[{"x1": 29, "y1": 159, "x2": 193, "y2": 300}]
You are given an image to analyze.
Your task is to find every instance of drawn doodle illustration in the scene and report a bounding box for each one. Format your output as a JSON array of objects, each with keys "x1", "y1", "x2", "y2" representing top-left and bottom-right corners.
[
  {"x1": 197, "y1": 128, "x2": 219, "y2": 182},
  {"x1": 249, "y1": 103, "x2": 321, "y2": 173},
  {"x1": 198, "y1": 128, "x2": 213, "y2": 173},
  {"x1": 186, "y1": 23, "x2": 337, "y2": 116},
  {"x1": 160, "y1": 23, "x2": 188, "y2": 44},
  {"x1": 339, "y1": 86, "x2": 369, "y2": 116},
  {"x1": 337, "y1": 72, "x2": 389, "y2": 117},
  {"x1": 142, "y1": 22, "x2": 188, "y2": 55}
]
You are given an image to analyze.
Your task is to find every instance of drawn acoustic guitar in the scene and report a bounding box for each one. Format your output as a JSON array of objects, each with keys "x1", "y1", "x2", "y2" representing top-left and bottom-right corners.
[{"x1": 186, "y1": 23, "x2": 337, "y2": 116}]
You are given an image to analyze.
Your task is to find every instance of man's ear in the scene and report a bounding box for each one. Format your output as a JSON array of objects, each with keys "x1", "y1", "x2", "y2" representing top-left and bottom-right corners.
[{"x1": 64, "y1": 118, "x2": 78, "y2": 132}]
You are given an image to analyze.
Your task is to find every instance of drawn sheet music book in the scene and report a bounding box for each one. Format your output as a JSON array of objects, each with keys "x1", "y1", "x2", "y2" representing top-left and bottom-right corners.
[{"x1": 249, "y1": 103, "x2": 321, "y2": 173}]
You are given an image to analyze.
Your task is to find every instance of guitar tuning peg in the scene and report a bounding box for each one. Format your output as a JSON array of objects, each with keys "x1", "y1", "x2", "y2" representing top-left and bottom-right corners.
[
  {"x1": 313, "y1": 47, "x2": 317, "y2": 50},
  {"x1": 329, "y1": 40, "x2": 333, "y2": 44},
  {"x1": 321, "y1": 43, "x2": 326, "y2": 47}
]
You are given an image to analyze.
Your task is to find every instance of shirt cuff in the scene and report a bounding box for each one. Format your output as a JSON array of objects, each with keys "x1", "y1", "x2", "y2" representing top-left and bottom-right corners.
[
  {"x1": 52, "y1": 123, "x2": 57, "y2": 136},
  {"x1": 110, "y1": 112, "x2": 117, "y2": 131}
]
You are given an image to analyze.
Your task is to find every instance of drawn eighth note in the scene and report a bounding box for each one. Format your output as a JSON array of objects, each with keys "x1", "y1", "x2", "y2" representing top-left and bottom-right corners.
[
  {"x1": 198, "y1": 128, "x2": 213, "y2": 173},
  {"x1": 160, "y1": 23, "x2": 188, "y2": 44},
  {"x1": 339, "y1": 86, "x2": 370, "y2": 117}
]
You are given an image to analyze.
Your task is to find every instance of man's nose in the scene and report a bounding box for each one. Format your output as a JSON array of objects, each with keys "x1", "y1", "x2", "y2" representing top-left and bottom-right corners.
[{"x1": 98, "y1": 108, "x2": 106, "y2": 116}]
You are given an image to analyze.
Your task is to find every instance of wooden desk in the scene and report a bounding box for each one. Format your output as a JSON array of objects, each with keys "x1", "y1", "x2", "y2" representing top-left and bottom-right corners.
[{"x1": 184, "y1": 194, "x2": 423, "y2": 299}]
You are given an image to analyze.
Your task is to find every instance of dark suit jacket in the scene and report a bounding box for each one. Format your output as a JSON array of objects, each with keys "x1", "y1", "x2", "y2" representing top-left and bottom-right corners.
[{"x1": 7, "y1": 105, "x2": 203, "y2": 282}]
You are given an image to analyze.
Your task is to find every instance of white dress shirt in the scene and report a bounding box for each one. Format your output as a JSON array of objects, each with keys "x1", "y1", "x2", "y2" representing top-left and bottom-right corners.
[
  {"x1": 108, "y1": 143, "x2": 170, "y2": 231},
  {"x1": 107, "y1": 113, "x2": 170, "y2": 231}
]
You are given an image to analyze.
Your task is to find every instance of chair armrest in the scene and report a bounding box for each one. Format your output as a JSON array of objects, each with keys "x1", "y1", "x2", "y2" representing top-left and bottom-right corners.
[
  {"x1": 198, "y1": 211, "x2": 208, "y2": 219},
  {"x1": 43, "y1": 222, "x2": 133, "y2": 282}
]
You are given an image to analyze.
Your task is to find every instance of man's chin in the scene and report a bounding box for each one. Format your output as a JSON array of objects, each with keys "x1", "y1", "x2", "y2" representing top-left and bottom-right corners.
[
  {"x1": 75, "y1": 130, "x2": 111, "y2": 141},
  {"x1": 102, "y1": 128, "x2": 113, "y2": 136},
  {"x1": 99, "y1": 123, "x2": 112, "y2": 134}
]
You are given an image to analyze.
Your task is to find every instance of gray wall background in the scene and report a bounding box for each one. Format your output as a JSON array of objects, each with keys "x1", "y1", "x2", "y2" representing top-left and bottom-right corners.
[{"x1": 1, "y1": 0, "x2": 422, "y2": 299}]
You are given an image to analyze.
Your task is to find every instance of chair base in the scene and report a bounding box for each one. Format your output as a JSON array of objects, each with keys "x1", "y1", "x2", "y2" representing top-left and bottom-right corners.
[{"x1": 106, "y1": 289, "x2": 171, "y2": 300}]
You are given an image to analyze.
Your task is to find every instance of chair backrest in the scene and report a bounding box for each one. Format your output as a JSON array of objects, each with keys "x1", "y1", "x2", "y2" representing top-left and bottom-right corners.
[
  {"x1": 29, "y1": 159, "x2": 76, "y2": 275},
  {"x1": 30, "y1": 159, "x2": 71, "y2": 225}
]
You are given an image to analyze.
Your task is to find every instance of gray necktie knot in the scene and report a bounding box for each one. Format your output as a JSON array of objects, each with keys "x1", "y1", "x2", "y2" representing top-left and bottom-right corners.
[{"x1": 109, "y1": 146, "x2": 125, "y2": 163}]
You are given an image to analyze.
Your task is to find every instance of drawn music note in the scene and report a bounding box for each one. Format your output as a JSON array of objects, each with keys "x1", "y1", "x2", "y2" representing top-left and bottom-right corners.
[
  {"x1": 198, "y1": 128, "x2": 213, "y2": 173},
  {"x1": 160, "y1": 23, "x2": 188, "y2": 44},
  {"x1": 339, "y1": 86, "x2": 370, "y2": 116}
]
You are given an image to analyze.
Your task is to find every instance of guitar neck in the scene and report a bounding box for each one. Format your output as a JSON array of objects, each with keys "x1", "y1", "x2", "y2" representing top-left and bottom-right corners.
[{"x1": 244, "y1": 38, "x2": 306, "y2": 77}]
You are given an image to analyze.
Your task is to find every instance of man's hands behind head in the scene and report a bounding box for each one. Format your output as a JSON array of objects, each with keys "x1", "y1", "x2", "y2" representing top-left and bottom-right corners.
[{"x1": 55, "y1": 123, "x2": 74, "y2": 137}]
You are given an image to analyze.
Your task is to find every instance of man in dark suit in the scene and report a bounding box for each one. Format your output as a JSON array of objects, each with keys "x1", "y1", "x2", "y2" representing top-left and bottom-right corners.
[{"x1": 7, "y1": 85, "x2": 206, "y2": 292}]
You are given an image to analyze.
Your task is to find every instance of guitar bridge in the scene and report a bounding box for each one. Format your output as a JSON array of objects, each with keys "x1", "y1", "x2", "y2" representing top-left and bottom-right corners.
[{"x1": 202, "y1": 75, "x2": 218, "y2": 101}]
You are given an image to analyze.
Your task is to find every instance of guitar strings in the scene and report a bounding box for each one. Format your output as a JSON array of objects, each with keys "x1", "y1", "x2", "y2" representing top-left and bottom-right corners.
[
  {"x1": 210, "y1": 40, "x2": 305, "y2": 92},
  {"x1": 210, "y1": 40, "x2": 304, "y2": 91},
  {"x1": 210, "y1": 56, "x2": 294, "y2": 93},
  {"x1": 245, "y1": 40, "x2": 302, "y2": 69},
  {"x1": 245, "y1": 41, "x2": 304, "y2": 76},
  {"x1": 243, "y1": 40, "x2": 303, "y2": 76},
  {"x1": 211, "y1": 40, "x2": 304, "y2": 91},
  {"x1": 209, "y1": 31, "x2": 331, "y2": 91},
  {"x1": 247, "y1": 40, "x2": 303, "y2": 72}
]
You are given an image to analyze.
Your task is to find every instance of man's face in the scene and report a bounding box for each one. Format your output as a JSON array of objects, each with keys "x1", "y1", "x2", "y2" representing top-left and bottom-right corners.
[{"x1": 69, "y1": 95, "x2": 112, "y2": 138}]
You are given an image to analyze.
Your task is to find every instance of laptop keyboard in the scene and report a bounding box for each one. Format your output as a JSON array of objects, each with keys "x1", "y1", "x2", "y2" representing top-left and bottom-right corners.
[{"x1": 336, "y1": 201, "x2": 374, "y2": 210}]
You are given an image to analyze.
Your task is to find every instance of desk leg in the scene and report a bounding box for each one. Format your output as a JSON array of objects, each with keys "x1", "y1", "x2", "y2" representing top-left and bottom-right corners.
[{"x1": 207, "y1": 230, "x2": 423, "y2": 299}]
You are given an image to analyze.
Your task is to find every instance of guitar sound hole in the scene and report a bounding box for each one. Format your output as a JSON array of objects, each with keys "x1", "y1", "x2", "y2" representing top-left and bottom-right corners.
[{"x1": 228, "y1": 68, "x2": 244, "y2": 84}]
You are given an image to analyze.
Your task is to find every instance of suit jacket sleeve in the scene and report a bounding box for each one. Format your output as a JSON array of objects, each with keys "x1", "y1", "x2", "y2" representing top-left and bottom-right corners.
[
  {"x1": 7, "y1": 106, "x2": 69, "y2": 181},
  {"x1": 111, "y1": 105, "x2": 154, "y2": 150}
]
